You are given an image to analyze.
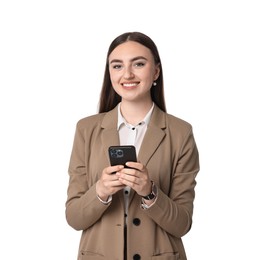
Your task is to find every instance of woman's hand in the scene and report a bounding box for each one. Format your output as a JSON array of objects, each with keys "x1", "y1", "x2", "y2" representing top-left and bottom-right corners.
[
  {"x1": 96, "y1": 165, "x2": 125, "y2": 201},
  {"x1": 116, "y1": 162, "x2": 152, "y2": 197}
]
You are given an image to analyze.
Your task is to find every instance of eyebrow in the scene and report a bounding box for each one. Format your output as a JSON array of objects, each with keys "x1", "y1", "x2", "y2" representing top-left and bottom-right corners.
[{"x1": 109, "y1": 56, "x2": 148, "y2": 64}]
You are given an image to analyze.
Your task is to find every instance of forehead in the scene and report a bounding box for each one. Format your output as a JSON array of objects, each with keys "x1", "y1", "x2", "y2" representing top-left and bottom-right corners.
[{"x1": 109, "y1": 41, "x2": 153, "y2": 61}]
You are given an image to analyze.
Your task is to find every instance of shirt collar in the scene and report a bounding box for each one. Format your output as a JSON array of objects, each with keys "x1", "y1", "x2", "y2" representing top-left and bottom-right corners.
[{"x1": 117, "y1": 102, "x2": 154, "y2": 130}]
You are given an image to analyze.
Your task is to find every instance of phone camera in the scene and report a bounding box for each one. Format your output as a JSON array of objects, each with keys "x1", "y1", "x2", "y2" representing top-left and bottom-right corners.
[{"x1": 110, "y1": 149, "x2": 124, "y2": 158}]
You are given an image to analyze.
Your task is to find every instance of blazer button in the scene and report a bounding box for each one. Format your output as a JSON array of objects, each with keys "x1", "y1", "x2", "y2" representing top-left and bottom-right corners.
[
  {"x1": 133, "y1": 253, "x2": 141, "y2": 260},
  {"x1": 133, "y1": 218, "x2": 141, "y2": 226}
]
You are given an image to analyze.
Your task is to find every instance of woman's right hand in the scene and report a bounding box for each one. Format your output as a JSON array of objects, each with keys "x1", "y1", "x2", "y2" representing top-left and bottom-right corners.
[{"x1": 96, "y1": 165, "x2": 125, "y2": 201}]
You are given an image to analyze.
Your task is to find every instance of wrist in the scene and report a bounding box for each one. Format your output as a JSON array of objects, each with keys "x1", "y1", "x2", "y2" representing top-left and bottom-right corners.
[
  {"x1": 97, "y1": 194, "x2": 112, "y2": 205},
  {"x1": 141, "y1": 181, "x2": 157, "y2": 200},
  {"x1": 97, "y1": 194, "x2": 109, "y2": 201},
  {"x1": 96, "y1": 180, "x2": 109, "y2": 201},
  {"x1": 141, "y1": 182, "x2": 157, "y2": 209}
]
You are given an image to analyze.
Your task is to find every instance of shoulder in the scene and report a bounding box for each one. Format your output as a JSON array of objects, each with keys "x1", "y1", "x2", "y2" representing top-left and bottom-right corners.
[
  {"x1": 76, "y1": 113, "x2": 106, "y2": 129},
  {"x1": 163, "y1": 114, "x2": 194, "y2": 145},
  {"x1": 165, "y1": 113, "x2": 192, "y2": 131},
  {"x1": 75, "y1": 106, "x2": 118, "y2": 131},
  {"x1": 152, "y1": 105, "x2": 192, "y2": 132}
]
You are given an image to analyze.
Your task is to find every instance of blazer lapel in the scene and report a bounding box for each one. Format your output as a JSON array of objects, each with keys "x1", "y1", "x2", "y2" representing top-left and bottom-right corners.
[{"x1": 138, "y1": 105, "x2": 166, "y2": 166}]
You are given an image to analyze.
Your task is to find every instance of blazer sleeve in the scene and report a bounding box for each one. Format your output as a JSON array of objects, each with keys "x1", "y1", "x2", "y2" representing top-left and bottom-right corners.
[
  {"x1": 142, "y1": 126, "x2": 200, "y2": 238},
  {"x1": 65, "y1": 119, "x2": 110, "y2": 231}
]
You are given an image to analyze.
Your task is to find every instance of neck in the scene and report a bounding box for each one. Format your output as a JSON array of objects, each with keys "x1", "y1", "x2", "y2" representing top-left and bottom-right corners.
[{"x1": 120, "y1": 99, "x2": 153, "y2": 125}]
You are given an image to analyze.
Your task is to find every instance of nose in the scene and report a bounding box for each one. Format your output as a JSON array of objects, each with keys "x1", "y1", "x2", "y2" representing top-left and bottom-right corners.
[{"x1": 123, "y1": 66, "x2": 134, "y2": 79}]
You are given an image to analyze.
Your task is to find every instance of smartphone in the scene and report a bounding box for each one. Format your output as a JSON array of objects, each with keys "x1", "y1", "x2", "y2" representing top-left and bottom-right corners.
[{"x1": 108, "y1": 145, "x2": 137, "y2": 167}]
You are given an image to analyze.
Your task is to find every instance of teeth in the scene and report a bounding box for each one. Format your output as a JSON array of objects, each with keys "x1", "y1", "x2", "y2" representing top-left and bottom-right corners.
[{"x1": 123, "y1": 83, "x2": 137, "y2": 87}]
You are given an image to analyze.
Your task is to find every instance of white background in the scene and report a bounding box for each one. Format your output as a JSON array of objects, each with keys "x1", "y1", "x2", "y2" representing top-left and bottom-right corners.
[{"x1": 0, "y1": 0, "x2": 258, "y2": 259}]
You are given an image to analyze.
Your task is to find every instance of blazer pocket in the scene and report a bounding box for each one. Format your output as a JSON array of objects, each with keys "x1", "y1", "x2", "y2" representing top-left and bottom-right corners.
[
  {"x1": 151, "y1": 252, "x2": 180, "y2": 260},
  {"x1": 78, "y1": 250, "x2": 104, "y2": 260}
]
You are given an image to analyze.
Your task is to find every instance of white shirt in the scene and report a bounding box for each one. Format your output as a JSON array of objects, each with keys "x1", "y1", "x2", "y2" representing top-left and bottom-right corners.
[{"x1": 117, "y1": 102, "x2": 154, "y2": 223}]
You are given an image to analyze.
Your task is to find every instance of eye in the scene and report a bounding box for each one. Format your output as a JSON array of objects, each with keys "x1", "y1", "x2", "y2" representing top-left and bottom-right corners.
[
  {"x1": 112, "y1": 64, "x2": 122, "y2": 69},
  {"x1": 134, "y1": 61, "x2": 145, "y2": 68}
]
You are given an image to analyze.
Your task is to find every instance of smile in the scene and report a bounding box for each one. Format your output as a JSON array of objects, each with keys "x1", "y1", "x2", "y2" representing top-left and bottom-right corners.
[{"x1": 122, "y1": 83, "x2": 139, "y2": 87}]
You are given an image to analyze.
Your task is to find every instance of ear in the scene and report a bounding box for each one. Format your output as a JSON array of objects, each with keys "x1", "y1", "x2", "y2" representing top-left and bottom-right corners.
[{"x1": 154, "y1": 64, "x2": 160, "y2": 81}]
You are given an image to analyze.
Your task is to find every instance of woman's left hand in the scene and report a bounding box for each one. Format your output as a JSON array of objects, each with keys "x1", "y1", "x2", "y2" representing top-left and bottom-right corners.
[{"x1": 116, "y1": 162, "x2": 152, "y2": 196}]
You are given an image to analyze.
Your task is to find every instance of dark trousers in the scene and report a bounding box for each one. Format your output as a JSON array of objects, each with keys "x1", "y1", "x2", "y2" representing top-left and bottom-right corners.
[{"x1": 124, "y1": 226, "x2": 127, "y2": 260}]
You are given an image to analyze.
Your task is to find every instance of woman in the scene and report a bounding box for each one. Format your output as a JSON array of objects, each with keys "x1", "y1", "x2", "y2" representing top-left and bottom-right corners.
[{"x1": 66, "y1": 32, "x2": 199, "y2": 260}]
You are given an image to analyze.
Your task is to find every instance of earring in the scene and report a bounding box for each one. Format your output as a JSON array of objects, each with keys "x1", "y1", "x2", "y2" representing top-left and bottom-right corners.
[{"x1": 153, "y1": 81, "x2": 157, "y2": 86}]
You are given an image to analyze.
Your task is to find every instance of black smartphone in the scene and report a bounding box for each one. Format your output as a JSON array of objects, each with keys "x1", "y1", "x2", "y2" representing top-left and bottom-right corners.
[{"x1": 108, "y1": 145, "x2": 137, "y2": 167}]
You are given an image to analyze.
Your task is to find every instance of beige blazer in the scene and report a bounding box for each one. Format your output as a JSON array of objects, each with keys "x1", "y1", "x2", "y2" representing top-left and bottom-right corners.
[{"x1": 66, "y1": 104, "x2": 199, "y2": 260}]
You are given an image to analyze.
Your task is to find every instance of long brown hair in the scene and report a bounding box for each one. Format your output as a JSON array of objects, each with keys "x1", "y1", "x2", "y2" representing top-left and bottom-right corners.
[{"x1": 98, "y1": 32, "x2": 166, "y2": 113}]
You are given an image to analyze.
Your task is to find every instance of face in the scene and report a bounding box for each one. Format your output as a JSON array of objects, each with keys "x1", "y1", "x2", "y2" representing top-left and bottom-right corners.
[{"x1": 108, "y1": 41, "x2": 160, "y2": 104}]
